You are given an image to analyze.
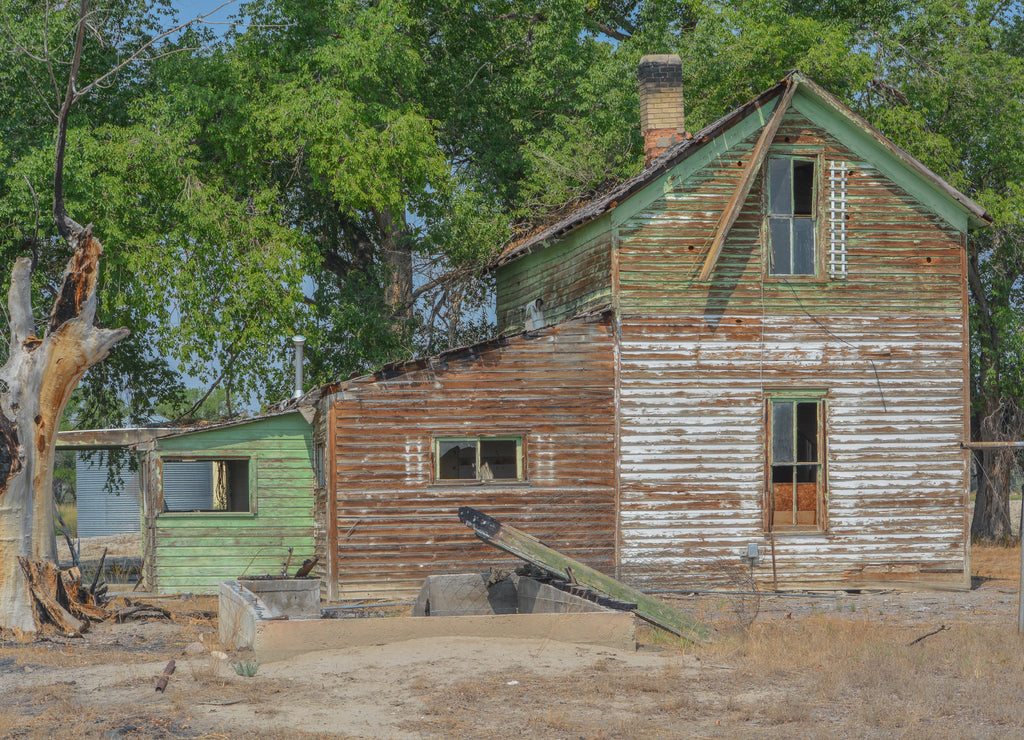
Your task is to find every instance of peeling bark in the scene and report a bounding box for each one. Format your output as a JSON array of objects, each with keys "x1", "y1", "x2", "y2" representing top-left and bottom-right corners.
[{"x1": 0, "y1": 230, "x2": 128, "y2": 632}]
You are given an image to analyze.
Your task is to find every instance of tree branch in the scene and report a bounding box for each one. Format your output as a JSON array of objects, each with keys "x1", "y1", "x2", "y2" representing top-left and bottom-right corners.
[
  {"x1": 73, "y1": 0, "x2": 238, "y2": 100},
  {"x1": 52, "y1": 0, "x2": 89, "y2": 244},
  {"x1": 7, "y1": 258, "x2": 35, "y2": 351}
]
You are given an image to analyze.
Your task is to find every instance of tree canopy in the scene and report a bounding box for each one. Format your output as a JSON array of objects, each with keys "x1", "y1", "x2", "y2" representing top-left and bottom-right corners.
[{"x1": 2, "y1": 1, "x2": 1024, "y2": 538}]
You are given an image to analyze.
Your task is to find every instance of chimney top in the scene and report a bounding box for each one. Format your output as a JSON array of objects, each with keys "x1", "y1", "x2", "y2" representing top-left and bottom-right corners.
[{"x1": 639, "y1": 54, "x2": 685, "y2": 166}]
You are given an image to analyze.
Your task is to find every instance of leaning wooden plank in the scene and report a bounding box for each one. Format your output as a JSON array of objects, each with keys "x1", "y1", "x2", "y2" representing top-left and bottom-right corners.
[
  {"x1": 698, "y1": 78, "x2": 798, "y2": 282},
  {"x1": 457, "y1": 507, "x2": 709, "y2": 643}
]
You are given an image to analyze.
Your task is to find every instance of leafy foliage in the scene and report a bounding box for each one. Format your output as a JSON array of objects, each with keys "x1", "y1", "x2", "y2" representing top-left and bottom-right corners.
[{"x1": 1, "y1": 4, "x2": 1022, "y2": 544}]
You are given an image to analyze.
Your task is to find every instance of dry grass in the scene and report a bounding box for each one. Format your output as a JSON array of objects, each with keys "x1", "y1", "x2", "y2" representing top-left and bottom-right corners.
[
  {"x1": 413, "y1": 618, "x2": 1024, "y2": 738},
  {"x1": 412, "y1": 543, "x2": 1024, "y2": 740},
  {"x1": 973, "y1": 542, "x2": 1021, "y2": 581}
]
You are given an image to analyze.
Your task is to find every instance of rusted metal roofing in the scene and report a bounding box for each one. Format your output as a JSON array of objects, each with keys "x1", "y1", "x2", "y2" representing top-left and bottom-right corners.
[{"x1": 493, "y1": 71, "x2": 992, "y2": 270}]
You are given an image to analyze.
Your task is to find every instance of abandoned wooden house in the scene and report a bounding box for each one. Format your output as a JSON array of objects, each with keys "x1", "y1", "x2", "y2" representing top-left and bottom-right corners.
[
  {"x1": 310, "y1": 59, "x2": 991, "y2": 599},
  {"x1": 61, "y1": 60, "x2": 989, "y2": 598}
]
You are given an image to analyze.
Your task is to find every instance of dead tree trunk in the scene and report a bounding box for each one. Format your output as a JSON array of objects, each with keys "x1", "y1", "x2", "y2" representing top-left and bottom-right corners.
[{"x1": 0, "y1": 229, "x2": 128, "y2": 631}]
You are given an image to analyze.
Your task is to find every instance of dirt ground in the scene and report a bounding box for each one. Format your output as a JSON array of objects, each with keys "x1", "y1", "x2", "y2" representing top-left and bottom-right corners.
[{"x1": 2, "y1": 540, "x2": 1023, "y2": 738}]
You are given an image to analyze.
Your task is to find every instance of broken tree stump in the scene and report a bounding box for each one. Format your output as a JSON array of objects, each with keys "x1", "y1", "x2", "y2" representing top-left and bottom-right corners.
[
  {"x1": 0, "y1": 231, "x2": 129, "y2": 632},
  {"x1": 17, "y1": 557, "x2": 86, "y2": 634}
]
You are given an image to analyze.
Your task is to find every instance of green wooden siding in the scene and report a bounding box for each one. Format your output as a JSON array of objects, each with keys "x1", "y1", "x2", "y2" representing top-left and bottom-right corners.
[
  {"x1": 495, "y1": 216, "x2": 614, "y2": 332},
  {"x1": 150, "y1": 412, "x2": 316, "y2": 594},
  {"x1": 617, "y1": 110, "x2": 964, "y2": 317}
]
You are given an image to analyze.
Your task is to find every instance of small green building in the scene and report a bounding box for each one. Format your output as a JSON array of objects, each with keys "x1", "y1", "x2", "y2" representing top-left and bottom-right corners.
[{"x1": 137, "y1": 411, "x2": 316, "y2": 593}]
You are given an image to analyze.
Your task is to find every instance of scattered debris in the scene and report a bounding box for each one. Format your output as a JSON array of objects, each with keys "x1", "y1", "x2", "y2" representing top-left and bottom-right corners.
[
  {"x1": 908, "y1": 624, "x2": 950, "y2": 646},
  {"x1": 294, "y1": 556, "x2": 319, "y2": 578},
  {"x1": 458, "y1": 507, "x2": 709, "y2": 643},
  {"x1": 155, "y1": 660, "x2": 176, "y2": 692},
  {"x1": 13, "y1": 558, "x2": 174, "y2": 635}
]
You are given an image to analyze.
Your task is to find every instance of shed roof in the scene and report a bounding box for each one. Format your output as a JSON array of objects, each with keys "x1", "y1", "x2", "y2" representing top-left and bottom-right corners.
[{"x1": 493, "y1": 71, "x2": 991, "y2": 270}]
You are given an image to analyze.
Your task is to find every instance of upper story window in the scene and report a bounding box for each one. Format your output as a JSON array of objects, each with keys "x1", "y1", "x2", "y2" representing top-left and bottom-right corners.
[
  {"x1": 435, "y1": 437, "x2": 523, "y2": 482},
  {"x1": 768, "y1": 157, "x2": 817, "y2": 276}
]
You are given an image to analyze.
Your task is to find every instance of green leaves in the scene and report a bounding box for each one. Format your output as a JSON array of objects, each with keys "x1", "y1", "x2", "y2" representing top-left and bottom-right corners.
[{"x1": 3, "y1": 0, "x2": 1023, "y2": 427}]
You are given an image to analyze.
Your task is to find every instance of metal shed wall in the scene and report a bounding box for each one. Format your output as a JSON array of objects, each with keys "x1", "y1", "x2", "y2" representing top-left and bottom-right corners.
[
  {"x1": 613, "y1": 109, "x2": 969, "y2": 589},
  {"x1": 322, "y1": 316, "x2": 618, "y2": 601},
  {"x1": 161, "y1": 461, "x2": 214, "y2": 511},
  {"x1": 75, "y1": 454, "x2": 140, "y2": 537}
]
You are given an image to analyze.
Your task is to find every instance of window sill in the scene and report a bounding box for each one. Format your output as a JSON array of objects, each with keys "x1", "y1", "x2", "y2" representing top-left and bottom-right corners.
[
  {"x1": 769, "y1": 527, "x2": 828, "y2": 537},
  {"x1": 429, "y1": 480, "x2": 530, "y2": 487},
  {"x1": 766, "y1": 274, "x2": 828, "y2": 284},
  {"x1": 160, "y1": 510, "x2": 257, "y2": 517}
]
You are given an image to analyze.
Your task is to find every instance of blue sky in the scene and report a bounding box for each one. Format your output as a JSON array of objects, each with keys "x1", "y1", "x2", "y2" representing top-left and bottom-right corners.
[{"x1": 173, "y1": 0, "x2": 239, "y2": 29}]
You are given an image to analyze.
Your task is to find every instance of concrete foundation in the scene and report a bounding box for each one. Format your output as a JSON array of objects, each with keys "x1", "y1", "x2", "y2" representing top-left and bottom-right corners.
[
  {"x1": 219, "y1": 574, "x2": 636, "y2": 662},
  {"x1": 239, "y1": 577, "x2": 320, "y2": 619}
]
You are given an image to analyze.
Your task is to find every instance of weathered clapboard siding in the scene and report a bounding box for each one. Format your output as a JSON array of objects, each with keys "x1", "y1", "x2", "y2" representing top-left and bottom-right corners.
[
  {"x1": 496, "y1": 220, "x2": 613, "y2": 332},
  {"x1": 322, "y1": 317, "x2": 617, "y2": 600},
  {"x1": 146, "y1": 413, "x2": 316, "y2": 594},
  {"x1": 613, "y1": 107, "x2": 969, "y2": 589}
]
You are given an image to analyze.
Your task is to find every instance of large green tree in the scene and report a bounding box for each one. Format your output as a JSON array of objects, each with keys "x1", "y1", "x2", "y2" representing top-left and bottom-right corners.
[{"x1": 2, "y1": 0, "x2": 1022, "y2": 542}]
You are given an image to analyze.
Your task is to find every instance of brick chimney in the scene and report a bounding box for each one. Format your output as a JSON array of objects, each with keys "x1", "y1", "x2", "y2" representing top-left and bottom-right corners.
[{"x1": 639, "y1": 54, "x2": 685, "y2": 166}]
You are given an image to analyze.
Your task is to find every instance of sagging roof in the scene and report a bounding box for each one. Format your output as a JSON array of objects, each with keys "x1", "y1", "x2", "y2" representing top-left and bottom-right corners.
[
  {"x1": 56, "y1": 409, "x2": 309, "y2": 450},
  {"x1": 493, "y1": 71, "x2": 992, "y2": 270},
  {"x1": 300, "y1": 308, "x2": 614, "y2": 403}
]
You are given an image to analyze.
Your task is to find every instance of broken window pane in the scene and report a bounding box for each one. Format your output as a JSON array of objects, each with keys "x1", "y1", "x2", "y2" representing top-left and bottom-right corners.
[
  {"x1": 162, "y1": 459, "x2": 250, "y2": 512},
  {"x1": 438, "y1": 441, "x2": 476, "y2": 479},
  {"x1": 768, "y1": 398, "x2": 824, "y2": 531},
  {"x1": 796, "y1": 402, "x2": 818, "y2": 462},
  {"x1": 437, "y1": 438, "x2": 523, "y2": 481},
  {"x1": 480, "y1": 439, "x2": 518, "y2": 479},
  {"x1": 793, "y1": 160, "x2": 814, "y2": 215},
  {"x1": 768, "y1": 158, "x2": 816, "y2": 276},
  {"x1": 792, "y1": 218, "x2": 815, "y2": 274},
  {"x1": 769, "y1": 158, "x2": 791, "y2": 215}
]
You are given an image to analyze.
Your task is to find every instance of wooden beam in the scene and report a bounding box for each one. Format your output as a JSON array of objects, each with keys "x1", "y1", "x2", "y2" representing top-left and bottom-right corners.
[
  {"x1": 458, "y1": 506, "x2": 709, "y2": 643},
  {"x1": 698, "y1": 78, "x2": 798, "y2": 282},
  {"x1": 961, "y1": 441, "x2": 1024, "y2": 449},
  {"x1": 55, "y1": 427, "x2": 190, "y2": 449}
]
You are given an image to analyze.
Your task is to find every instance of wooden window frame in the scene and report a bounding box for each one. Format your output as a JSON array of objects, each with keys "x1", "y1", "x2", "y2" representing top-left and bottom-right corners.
[
  {"x1": 765, "y1": 155, "x2": 825, "y2": 281},
  {"x1": 765, "y1": 392, "x2": 827, "y2": 533},
  {"x1": 158, "y1": 455, "x2": 257, "y2": 515},
  {"x1": 432, "y1": 436, "x2": 525, "y2": 484}
]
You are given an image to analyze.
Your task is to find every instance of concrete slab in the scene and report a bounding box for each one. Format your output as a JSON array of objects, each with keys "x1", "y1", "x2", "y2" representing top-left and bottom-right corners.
[
  {"x1": 253, "y1": 611, "x2": 635, "y2": 663},
  {"x1": 219, "y1": 573, "x2": 637, "y2": 662}
]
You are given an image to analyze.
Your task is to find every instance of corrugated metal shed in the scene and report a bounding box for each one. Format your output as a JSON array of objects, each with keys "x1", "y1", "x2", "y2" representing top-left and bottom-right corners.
[{"x1": 75, "y1": 453, "x2": 140, "y2": 537}]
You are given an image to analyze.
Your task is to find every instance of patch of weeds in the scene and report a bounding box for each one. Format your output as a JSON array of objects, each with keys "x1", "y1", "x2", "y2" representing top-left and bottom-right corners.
[{"x1": 232, "y1": 659, "x2": 260, "y2": 677}]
